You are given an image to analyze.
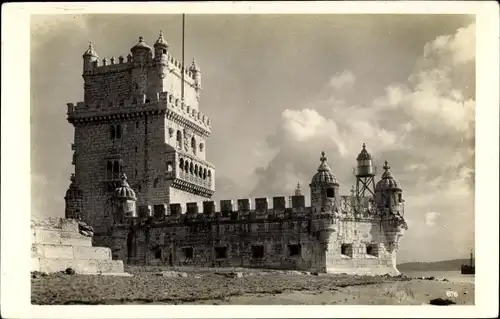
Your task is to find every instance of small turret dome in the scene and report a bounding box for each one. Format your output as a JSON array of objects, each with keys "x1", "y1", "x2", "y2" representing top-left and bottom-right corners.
[
  {"x1": 154, "y1": 30, "x2": 169, "y2": 48},
  {"x1": 356, "y1": 143, "x2": 372, "y2": 161},
  {"x1": 311, "y1": 151, "x2": 339, "y2": 185},
  {"x1": 189, "y1": 58, "x2": 200, "y2": 72},
  {"x1": 130, "y1": 36, "x2": 152, "y2": 52},
  {"x1": 82, "y1": 42, "x2": 98, "y2": 57},
  {"x1": 375, "y1": 161, "x2": 401, "y2": 191},
  {"x1": 113, "y1": 174, "x2": 137, "y2": 200}
]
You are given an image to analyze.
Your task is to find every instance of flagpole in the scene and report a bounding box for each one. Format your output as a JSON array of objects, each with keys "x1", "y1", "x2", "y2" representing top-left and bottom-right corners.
[{"x1": 181, "y1": 13, "x2": 185, "y2": 102}]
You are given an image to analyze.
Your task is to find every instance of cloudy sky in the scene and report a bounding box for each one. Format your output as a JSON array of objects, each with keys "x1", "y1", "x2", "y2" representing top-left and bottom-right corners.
[{"x1": 31, "y1": 14, "x2": 475, "y2": 263}]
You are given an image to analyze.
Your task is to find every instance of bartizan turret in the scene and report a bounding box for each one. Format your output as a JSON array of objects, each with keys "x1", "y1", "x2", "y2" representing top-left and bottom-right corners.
[
  {"x1": 375, "y1": 160, "x2": 408, "y2": 268},
  {"x1": 64, "y1": 173, "x2": 83, "y2": 220},
  {"x1": 310, "y1": 151, "x2": 340, "y2": 214},
  {"x1": 374, "y1": 161, "x2": 404, "y2": 215},
  {"x1": 189, "y1": 58, "x2": 202, "y2": 101},
  {"x1": 82, "y1": 42, "x2": 98, "y2": 74},
  {"x1": 112, "y1": 174, "x2": 138, "y2": 223}
]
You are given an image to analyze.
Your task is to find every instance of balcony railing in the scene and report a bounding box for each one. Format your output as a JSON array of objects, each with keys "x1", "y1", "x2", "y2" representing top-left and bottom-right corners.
[{"x1": 178, "y1": 171, "x2": 212, "y2": 189}]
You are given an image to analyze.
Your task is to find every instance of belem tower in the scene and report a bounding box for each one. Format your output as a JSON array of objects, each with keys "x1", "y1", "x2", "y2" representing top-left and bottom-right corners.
[{"x1": 64, "y1": 33, "x2": 408, "y2": 275}]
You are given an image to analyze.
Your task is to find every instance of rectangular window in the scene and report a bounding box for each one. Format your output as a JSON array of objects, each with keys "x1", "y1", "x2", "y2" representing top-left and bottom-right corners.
[
  {"x1": 251, "y1": 245, "x2": 264, "y2": 259},
  {"x1": 341, "y1": 244, "x2": 353, "y2": 257},
  {"x1": 183, "y1": 247, "x2": 194, "y2": 259},
  {"x1": 154, "y1": 248, "x2": 162, "y2": 259},
  {"x1": 366, "y1": 244, "x2": 379, "y2": 257},
  {"x1": 215, "y1": 246, "x2": 228, "y2": 259},
  {"x1": 288, "y1": 244, "x2": 301, "y2": 257},
  {"x1": 326, "y1": 187, "x2": 335, "y2": 198},
  {"x1": 110, "y1": 124, "x2": 122, "y2": 140},
  {"x1": 154, "y1": 204, "x2": 165, "y2": 218}
]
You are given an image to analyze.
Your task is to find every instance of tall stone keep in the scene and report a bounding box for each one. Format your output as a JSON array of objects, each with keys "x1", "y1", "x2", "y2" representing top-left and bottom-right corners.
[{"x1": 66, "y1": 33, "x2": 215, "y2": 248}]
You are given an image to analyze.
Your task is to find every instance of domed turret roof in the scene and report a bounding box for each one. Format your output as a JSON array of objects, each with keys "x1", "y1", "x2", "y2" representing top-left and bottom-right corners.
[
  {"x1": 65, "y1": 174, "x2": 82, "y2": 199},
  {"x1": 154, "y1": 30, "x2": 168, "y2": 48},
  {"x1": 131, "y1": 36, "x2": 152, "y2": 52},
  {"x1": 113, "y1": 174, "x2": 137, "y2": 200},
  {"x1": 357, "y1": 143, "x2": 372, "y2": 161},
  {"x1": 375, "y1": 161, "x2": 402, "y2": 191},
  {"x1": 82, "y1": 42, "x2": 98, "y2": 57},
  {"x1": 189, "y1": 58, "x2": 200, "y2": 72},
  {"x1": 311, "y1": 151, "x2": 339, "y2": 185}
]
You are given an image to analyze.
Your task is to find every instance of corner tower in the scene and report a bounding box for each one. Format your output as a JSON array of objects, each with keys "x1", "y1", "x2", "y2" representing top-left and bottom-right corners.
[
  {"x1": 66, "y1": 34, "x2": 215, "y2": 248},
  {"x1": 309, "y1": 151, "x2": 340, "y2": 213},
  {"x1": 374, "y1": 161, "x2": 404, "y2": 215}
]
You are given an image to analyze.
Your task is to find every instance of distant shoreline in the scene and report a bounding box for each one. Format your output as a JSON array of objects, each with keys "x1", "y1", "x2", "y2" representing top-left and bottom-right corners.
[{"x1": 398, "y1": 259, "x2": 471, "y2": 272}]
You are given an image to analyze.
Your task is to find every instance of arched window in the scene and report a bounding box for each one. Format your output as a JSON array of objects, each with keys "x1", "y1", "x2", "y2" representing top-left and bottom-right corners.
[
  {"x1": 179, "y1": 158, "x2": 184, "y2": 170},
  {"x1": 184, "y1": 161, "x2": 189, "y2": 172},
  {"x1": 194, "y1": 165, "x2": 198, "y2": 176},
  {"x1": 191, "y1": 136, "x2": 196, "y2": 155},
  {"x1": 176, "y1": 130, "x2": 182, "y2": 149},
  {"x1": 203, "y1": 168, "x2": 207, "y2": 180},
  {"x1": 199, "y1": 167, "x2": 203, "y2": 178},
  {"x1": 207, "y1": 170, "x2": 212, "y2": 181},
  {"x1": 166, "y1": 161, "x2": 173, "y2": 172},
  {"x1": 189, "y1": 162, "x2": 193, "y2": 174}
]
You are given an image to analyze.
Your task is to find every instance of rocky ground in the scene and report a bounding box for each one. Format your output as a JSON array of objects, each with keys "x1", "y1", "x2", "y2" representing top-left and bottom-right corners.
[{"x1": 31, "y1": 266, "x2": 474, "y2": 305}]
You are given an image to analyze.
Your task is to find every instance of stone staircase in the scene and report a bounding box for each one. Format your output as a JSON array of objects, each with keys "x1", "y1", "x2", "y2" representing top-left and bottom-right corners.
[{"x1": 31, "y1": 218, "x2": 126, "y2": 275}]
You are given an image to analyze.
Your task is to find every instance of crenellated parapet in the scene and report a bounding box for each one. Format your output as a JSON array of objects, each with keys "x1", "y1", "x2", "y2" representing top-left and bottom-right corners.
[
  {"x1": 66, "y1": 91, "x2": 211, "y2": 136},
  {"x1": 159, "y1": 91, "x2": 211, "y2": 135},
  {"x1": 83, "y1": 50, "x2": 198, "y2": 83}
]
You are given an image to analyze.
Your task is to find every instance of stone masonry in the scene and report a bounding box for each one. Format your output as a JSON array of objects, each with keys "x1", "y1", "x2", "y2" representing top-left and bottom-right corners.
[
  {"x1": 65, "y1": 33, "x2": 408, "y2": 275},
  {"x1": 31, "y1": 218, "x2": 125, "y2": 274}
]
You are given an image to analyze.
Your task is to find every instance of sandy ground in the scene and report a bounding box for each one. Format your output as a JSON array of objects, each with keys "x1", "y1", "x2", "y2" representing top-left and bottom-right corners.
[{"x1": 31, "y1": 268, "x2": 474, "y2": 305}]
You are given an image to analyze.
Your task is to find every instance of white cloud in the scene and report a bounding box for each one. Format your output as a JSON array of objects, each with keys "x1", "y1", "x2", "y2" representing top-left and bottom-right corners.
[
  {"x1": 327, "y1": 70, "x2": 356, "y2": 90},
  {"x1": 252, "y1": 22, "x2": 476, "y2": 262},
  {"x1": 425, "y1": 211, "x2": 440, "y2": 226}
]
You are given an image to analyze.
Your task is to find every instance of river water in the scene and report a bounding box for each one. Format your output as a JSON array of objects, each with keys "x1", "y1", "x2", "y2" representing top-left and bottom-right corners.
[{"x1": 400, "y1": 270, "x2": 475, "y2": 284}]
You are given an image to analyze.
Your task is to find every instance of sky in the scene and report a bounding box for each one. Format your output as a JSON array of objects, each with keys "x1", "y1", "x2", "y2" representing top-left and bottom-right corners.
[{"x1": 31, "y1": 14, "x2": 476, "y2": 263}]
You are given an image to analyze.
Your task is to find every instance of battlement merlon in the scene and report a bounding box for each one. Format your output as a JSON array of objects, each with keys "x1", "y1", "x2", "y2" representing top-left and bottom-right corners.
[
  {"x1": 83, "y1": 50, "x2": 199, "y2": 83},
  {"x1": 66, "y1": 91, "x2": 212, "y2": 137},
  {"x1": 120, "y1": 195, "x2": 402, "y2": 220}
]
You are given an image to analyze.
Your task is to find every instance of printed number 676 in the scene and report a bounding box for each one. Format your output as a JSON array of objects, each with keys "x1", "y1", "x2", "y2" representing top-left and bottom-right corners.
[{"x1": 446, "y1": 291, "x2": 458, "y2": 298}]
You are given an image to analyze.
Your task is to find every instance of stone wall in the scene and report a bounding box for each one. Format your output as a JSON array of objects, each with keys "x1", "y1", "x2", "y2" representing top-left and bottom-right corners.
[
  {"x1": 31, "y1": 218, "x2": 125, "y2": 274},
  {"x1": 109, "y1": 200, "x2": 406, "y2": 275}
]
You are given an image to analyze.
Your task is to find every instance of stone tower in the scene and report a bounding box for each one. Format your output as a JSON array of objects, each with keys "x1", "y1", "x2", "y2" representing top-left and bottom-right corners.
[
  {"x1": 374, "y1": 161, "x2": 404, "y2": 215},
  {"x1": 66, "y1": 33, "x2": 215, "y2": 248},
  {"x1": 309, "y1": 151, "x2": 340, "y2": 214}
]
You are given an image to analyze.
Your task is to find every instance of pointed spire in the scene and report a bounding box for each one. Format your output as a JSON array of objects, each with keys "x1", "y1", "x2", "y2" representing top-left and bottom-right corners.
[
  {"x1": 357, "y1": 142, "x2": 372, "y2": 161},
  {"x1": 154, "y1": 30, "x2": 168, "y2": 47},
  {"x1": 189, "y1": 58, "x2": 200, "y2": 72},
  {"x1": 317, "y1": 151, "x2": 331, "y2": 172},
  {"x1": 383, "y1": 160, "x2": 390, "y2": 171},
  {"x1": 120, "y1": 173, "x2": 130, "y2": 187},
  {"x1": 83, "y1": 41, "x2": 98, "y2": 57},
  {"x1": 68, "y1": 173, "x2": 77, "y2": 189},
  {"x1": 381, "y1": 160, "x2": 393, "y2": 179},
  {"x1": 295, "y1": 182, "x2": 302, "y2": 196}
]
